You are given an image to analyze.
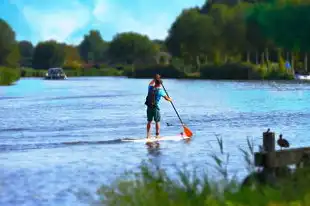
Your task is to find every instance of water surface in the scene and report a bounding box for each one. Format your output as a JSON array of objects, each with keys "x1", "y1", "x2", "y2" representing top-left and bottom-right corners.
[{"x1": 1, "y1": 77, "x2": 310, "y2": 206}]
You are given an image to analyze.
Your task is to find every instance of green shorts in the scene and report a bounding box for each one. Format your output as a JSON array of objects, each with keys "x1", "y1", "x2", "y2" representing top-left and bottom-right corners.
[{"x1": 147, "y1": 107, "x2": 161, "y2": 122}]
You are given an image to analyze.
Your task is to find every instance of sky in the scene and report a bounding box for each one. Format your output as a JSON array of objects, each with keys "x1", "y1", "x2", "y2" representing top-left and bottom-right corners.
[{"x1": 0, "y1": 0, "x2": 206, "y2": 45}]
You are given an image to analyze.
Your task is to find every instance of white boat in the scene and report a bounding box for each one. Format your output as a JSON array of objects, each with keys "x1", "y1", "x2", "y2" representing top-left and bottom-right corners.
[{"x1": 294, "y1": 73, "x2": 310, "y2": 81}]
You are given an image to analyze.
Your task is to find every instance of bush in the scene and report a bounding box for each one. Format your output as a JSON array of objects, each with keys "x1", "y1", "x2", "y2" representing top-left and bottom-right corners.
[
  {"x1": 200, "y1": 62, "x2": 294, "y2": 80},
  {"x1": 62, "y1": 61, "x2": 82, "y2": 70},
  {"x1": 257, "y1": 63, "x2": 294, "y2": 80},
  {"x1": 0, "y1": 67, "x2": 20, "y2": 85},
  {"x1": 20, "y1": 68, "x2": 46, "y2": 77},
  {"x1": 201, "y1": 62, "x2": 256, "y2": 80},
  {"x1": 131, "y1": 64, "x2": 186, "y2": 78}
]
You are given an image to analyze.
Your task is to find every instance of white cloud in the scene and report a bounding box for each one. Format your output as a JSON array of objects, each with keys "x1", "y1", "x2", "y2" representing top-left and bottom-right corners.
[
  {"x1": 92, "y1": 0, "x2": 173, "y2": 40},
  {"x1": 21, "y1": 2, "x2": 91, "y2": 44}
]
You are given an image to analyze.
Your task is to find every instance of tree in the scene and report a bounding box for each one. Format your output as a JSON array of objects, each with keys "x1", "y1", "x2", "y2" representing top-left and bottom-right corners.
[
  {"x1": 18, "y1": 40, "x2": 34, "y2": 67},
  {"x1": 78, "y1": 30, "x2": 108, "y2": 64},
  {"x1": 247, "y1": 0, "x2": 310, "y2": 69},
  {"x1": 0, "y1": 19, "x2": 19, "y2": 67},
  {"x1": 108, "y1": 32, "x2": 157, "y2": 65},
  {"x1": 63, "y1": 44, "x2": 82, "y2": 63},
  {"x1": 165, "y1": 8, "x2": 216, "y2": 67},
  {"x1": 32, "y1": 40, "x2": 65, "y2": 69}
]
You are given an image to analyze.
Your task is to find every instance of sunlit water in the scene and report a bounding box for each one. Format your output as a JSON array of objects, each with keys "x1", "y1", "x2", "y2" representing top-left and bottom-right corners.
[{"x1": 1, "y1": 77, "x2": 310, "y2": 206}]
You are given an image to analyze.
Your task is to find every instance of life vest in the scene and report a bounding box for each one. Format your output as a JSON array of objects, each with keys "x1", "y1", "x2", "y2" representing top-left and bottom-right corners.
[{"x1": 145, "y1": 86, "x2": 159, "y2": 108}]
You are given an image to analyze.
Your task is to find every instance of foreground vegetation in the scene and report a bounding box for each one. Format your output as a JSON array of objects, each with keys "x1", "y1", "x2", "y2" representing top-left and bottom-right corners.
[
  {"x1": 97, "y1": 137, "x2": 310, "y2": 206},
  {"x1": 1, "y1": 0, "x2": 309, "y2": 84},
  {"x1": 0, "y1": 67, "x2": 20, "y2": 86}
]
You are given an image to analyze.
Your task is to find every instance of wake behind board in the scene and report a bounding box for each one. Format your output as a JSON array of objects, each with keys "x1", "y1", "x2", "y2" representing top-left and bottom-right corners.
[{"x1": 122, "y1": 134, "x2": 191, "y2": 143}]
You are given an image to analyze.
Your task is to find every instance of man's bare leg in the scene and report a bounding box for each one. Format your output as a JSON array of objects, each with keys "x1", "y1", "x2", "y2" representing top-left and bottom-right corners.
[
  {"x1": 155, "y1": 122, "x2": 160, "y2": 138},
  {"x1": 147, "y1": 121, "x2": 152, "y2": 138}
]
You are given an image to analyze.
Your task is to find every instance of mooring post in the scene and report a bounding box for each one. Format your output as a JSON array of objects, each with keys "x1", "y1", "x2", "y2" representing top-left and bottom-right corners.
[
  {"x1": 263, "y1": 131, "x2": 275, "y2": 152},
  {"x1": 262, "y1": 131, "x2": 276, "y2": 185}
]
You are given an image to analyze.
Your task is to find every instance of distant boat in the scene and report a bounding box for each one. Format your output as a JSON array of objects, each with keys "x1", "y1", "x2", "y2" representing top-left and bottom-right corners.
[
  {"x1": 44, "y1": 68, "x2": 67, "y2": 80},
  {"x1": 294, "y1": 72, "x2": 310, "y2": 81}
]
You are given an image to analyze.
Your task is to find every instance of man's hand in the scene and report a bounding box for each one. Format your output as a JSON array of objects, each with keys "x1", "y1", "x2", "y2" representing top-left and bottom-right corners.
[{"x1": 164, "y1": 96, "x2": 172, "y2": 102}]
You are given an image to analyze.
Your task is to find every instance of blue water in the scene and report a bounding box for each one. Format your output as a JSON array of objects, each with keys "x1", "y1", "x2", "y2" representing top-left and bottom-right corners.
[{"x1": 1, "y1": 77, "x2": 310, "y2": 206}]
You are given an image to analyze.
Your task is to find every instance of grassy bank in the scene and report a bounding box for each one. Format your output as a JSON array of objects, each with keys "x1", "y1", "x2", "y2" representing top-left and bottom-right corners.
[
  {"x1": 0, "y1": 67, "x2": 20, "y2": 85},
  {"x1": 130, "y1": 62, "x2": 294, "y2": 80},
  {"x1": 20, "y1": 62, "x2": 294, "y2": 80},
  {"x1": 97, "y1": 137, "x2": 310, "y2": 206}
]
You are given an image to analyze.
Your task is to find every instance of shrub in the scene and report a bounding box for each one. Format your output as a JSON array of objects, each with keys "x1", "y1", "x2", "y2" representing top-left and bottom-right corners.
[
  {"x1": 131, "y1": 64, "x2": 186, "y2": 78},
  {"x1": 201, "y1": 62, "x2": 256, "y2": 80},
  {"x1": 62, "y1": 61, "x2": 82, "y2": 70},
  {"x1": 0, "y1": 67, "x2": 20, "y2": 85},
  {"x1": 20, "y1": 68, "x2": 46, "y2": 77}
]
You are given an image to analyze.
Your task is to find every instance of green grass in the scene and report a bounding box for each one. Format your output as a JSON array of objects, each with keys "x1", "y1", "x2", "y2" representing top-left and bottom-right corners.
[
  {"x1": 96, "y1": 136, "x2": 310, "y2": 206},
  {"x1": 0, "y1": 67, "x2": 20, "y2": 85}
]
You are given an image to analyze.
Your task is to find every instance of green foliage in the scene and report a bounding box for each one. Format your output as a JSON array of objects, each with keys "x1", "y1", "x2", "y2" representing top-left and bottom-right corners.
[
  {"x1": 97, "y1": 136, "x2": 310, "y2": 206},
  {"x1": 1, "y1": 1, "x2": 309, "y2": 80},
  {"x1": 132, "y1": 64, "x2": 186, "y2": 78},
  {"x1": 32, "y1": 40, "x2": 65, "y2": 69},
  {"x1": 78, "y1": 30, "x2": 109, "y2": 63},
  {"x1": 201, "y1": 63, "x2": 256, "y2": 79},
  {"x1": 0, "y1": 19, "x2": 20, "y2": 67},
  {"x1": 20, "y1": 68, "x2": 46, "y2": 77},
  {"x1": 247, "y1": 0, "x2": 310, "y2": 52},
  {"x1": 166, "y1": 8, "x2": 216, "y2": 66},
  {"x1": 108, "y1": 32, "x2": 157, "y2": 65},
  {"x1": 0, "y1": 67, "x2": 20, "y2": 85},
  {"x1": 18, "y1": 40, "x2": 34, "y2": 67},
  {"x1": 200, "y1": 62, "x2": 293, "y2": 80}
]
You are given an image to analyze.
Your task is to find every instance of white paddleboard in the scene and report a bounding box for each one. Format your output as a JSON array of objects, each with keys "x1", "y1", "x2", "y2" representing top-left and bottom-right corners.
[{"x1": 122, "y1": 134, "x2": 191, "y2": 143}]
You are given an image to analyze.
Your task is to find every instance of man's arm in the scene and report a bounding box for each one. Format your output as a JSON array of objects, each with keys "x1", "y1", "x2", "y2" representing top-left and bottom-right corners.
[{"x1": 163, "y1": 95, "x2": 172, "y2": 102}]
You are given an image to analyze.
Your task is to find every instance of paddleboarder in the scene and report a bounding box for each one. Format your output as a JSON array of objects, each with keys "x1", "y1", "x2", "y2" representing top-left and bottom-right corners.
[{"x1": 145, "y1": 74, "x2": 172, "y2": 139}]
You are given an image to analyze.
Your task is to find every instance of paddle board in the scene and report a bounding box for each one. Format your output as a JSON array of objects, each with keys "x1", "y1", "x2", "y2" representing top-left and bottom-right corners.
[{"x1": 121, "y1": 134, "x2": 191, "y2": 143}]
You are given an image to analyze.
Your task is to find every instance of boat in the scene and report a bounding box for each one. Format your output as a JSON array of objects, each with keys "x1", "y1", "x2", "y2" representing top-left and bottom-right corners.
[
  {"x1": 294, "y1": 72, "x2": 310, "y2": 81},
  {"x1": 44, "y1": 67, "x2": 68, "y2": 80}
]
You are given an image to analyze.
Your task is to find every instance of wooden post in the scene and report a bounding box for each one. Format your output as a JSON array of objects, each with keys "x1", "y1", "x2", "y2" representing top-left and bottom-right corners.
[
  {"x1": 262, "y1": 131, "x2": 277, "y2": 185},
  {"x1": 263, "y1": 131, "x2": 275, "y2": 153}
]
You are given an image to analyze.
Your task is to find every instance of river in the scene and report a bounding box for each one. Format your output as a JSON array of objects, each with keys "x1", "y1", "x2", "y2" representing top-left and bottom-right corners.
[{"x1": 1, "y1": 77, "x2": 310, "y2": 206}]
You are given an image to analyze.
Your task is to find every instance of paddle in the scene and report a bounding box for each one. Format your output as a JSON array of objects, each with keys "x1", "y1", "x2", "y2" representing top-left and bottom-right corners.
[{"x1": 160, "y1": 81, "x2": 193, "y2": 137}]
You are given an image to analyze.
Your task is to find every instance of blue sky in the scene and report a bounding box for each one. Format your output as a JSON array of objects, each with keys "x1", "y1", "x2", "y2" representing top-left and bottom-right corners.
[{"x1": 0, "y1": 0, "x2": 205, "y2": 45}]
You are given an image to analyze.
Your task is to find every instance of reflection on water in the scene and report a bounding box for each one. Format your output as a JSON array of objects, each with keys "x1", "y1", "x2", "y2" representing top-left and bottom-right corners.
[{"x1": 146, "y1": 141, "x2": 161, "y2": 157}]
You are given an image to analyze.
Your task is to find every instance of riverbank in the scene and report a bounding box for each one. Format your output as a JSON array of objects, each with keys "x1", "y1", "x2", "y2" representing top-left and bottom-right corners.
[
  {"x1": 97, "y1": 137, "x2": 310, "y2": 206},
  {"x1": 19, "y1": 62, "x2": 294, "y2": 81}
]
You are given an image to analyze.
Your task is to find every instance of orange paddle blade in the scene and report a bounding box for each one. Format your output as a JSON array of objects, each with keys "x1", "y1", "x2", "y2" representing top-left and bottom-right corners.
[{"x1": 183, "y1": 125, "x2": 193, "y2": 137}]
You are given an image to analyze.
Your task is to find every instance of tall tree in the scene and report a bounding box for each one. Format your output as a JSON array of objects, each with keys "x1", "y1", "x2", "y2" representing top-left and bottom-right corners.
[
  {"x1": 32, "y1": 40, "x2": 65, "y2": 69},
  {"x1": 18, "y1": 40, "x2": 34, "y2": 67},
  {"x1": 108, "y1": 32, "x2": 157, "y2": 65},
  {"x1": 78, "y1": 30, "x2": 108, "y2": 64},
  {"x1": 0, "y1": 19, "x2": 20, "y2": 67},
  {"x1": 165, "y1": 8, "x2": 216, "y2": 67}
]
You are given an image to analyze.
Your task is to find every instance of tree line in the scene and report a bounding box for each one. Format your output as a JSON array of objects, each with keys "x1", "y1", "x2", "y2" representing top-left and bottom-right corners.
[{"x1": 0, "y1": 0, "x2": 309, "y2": 80}]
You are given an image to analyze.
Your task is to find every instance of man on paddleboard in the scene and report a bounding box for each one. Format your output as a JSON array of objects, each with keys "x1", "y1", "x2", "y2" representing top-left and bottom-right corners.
[{"x1": 145, "y1": 74, "x2": 172, "y2": 139}]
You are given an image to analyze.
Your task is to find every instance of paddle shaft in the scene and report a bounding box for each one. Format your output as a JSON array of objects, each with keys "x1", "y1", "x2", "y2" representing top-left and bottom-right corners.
[{"x1": 160, "y1": 82, "x2": 184, "y2": 126}]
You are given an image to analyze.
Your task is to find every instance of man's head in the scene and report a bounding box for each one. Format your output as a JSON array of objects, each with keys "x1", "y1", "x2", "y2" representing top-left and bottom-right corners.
[{"x1": 154, "y1": 74, "x2": 162, "y2": 87}]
